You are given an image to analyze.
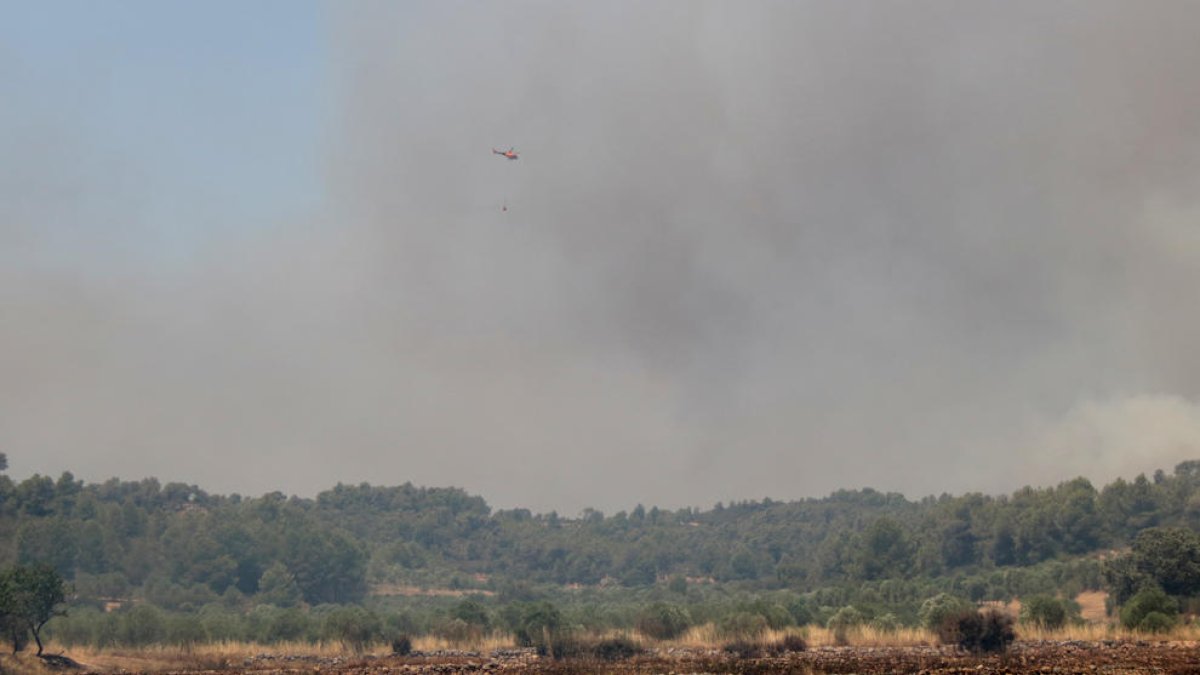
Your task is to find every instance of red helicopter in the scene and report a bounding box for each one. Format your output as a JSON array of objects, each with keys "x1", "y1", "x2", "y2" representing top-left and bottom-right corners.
[{"x1": 492, "y1": 147, "x2": 519, "y2": 160}]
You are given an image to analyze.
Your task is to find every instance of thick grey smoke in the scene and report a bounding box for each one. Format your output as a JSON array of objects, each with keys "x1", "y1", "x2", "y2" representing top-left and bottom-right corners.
[{"x1": 5, "y1": 1, "x2": 1200, "y2": 512}]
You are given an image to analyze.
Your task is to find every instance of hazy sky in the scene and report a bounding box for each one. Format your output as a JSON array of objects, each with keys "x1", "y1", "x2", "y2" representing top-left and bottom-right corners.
[{"x1": 5, "y1": 1, "x2": 1200, "y2": 513}]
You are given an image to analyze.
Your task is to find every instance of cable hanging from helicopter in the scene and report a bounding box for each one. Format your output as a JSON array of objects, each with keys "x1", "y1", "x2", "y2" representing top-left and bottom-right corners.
[{"x1": 492, "y1": 147, "x2": 518, "y2": 212}]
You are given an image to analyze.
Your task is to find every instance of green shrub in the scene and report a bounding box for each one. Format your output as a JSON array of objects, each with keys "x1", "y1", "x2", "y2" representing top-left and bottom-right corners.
[
  {"x1": 919, "y1": 593, "x2": 973, "y2": 631},
  {"x1": 1119, "y1": 588, "x2": 1178, "y2": 631},
  {"x1": 164, "y1": 614, "x2": 206, "y2": 647},
  {"x1": 826, "y1": 606, "x2": 864, "y2": 630},
  {"x1": 744, "y1": 600, "x2": 793, "y2": 629},
  {"x1": 322, "y1": 606, "x2": 381, "y2": 653},
  {"x1": 93, "y1": 612, "x2": 119, "y2": 648},
  {"x1": 266, "y1": 607, "x2": 309, "y2": 643},
  {"x1": 118, "y1": 604, "x2": 165, "y2": 646},
  {"x1": 827, "y1": 605, "x2": 865, "y2": 644},
  {"x1": 436, "y1": 617, "x2": 479, "y2": 644},
  {"x1": 635, "y1": 603, "x2": 691, "y2": 640},
  {"x1": 44, "y1": 606, "x2": 104, "y2": 647},
  {"x1": 514, "y1": 602, "x2": 569, "y2": 655},
  {"x1": 384, "y1": 611, "x2": 420, "y2": 637},
  {"x1": 717, "y1": 612, "x2": 768, "y2": 640},
  {"x1": 1137, "y1": 611, "x2": 1176, "y2": 633},
  {"x1": 451, "y1": 598, "x2": 491, "y2": 631},
  {"x1": 869, "y1": 612, "x2": 900, "y2": 633},
  {"x1": 1020, "y1": 595, "x2": 1073, "y2": 629},
  {"x1": 244, "y1": 605, "x2": 278, "y2": 643},
  {"x1": 785, "y1": 597, "x2": 815, "y2": 626},
  {"x1": 198, "y1": 604, "x2": 241, "y2": 642}
]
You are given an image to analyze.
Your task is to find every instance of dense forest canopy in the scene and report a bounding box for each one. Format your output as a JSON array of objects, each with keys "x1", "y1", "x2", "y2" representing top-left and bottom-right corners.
[
  {"x1": 3, "y1": 454, "x2": 1200, "y2": 649},
  {"x1": 2, "y1": 454, "x2": 1199, "y2": 603}
]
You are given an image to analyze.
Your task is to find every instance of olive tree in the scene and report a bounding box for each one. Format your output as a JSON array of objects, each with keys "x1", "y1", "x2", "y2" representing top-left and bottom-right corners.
[{"x1": 0, "y1": 564, "x2": 68, "y2": 655}]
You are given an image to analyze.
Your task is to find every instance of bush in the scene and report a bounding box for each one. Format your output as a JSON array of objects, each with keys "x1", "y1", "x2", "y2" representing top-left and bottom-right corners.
[
  {"x1": 164, "y1": 614, "x2": 206, "y2": 647},
  {"x1": 1120, "y1": 588, "x2": 1178, "y2": 631},
  {"x1": 451, "y1": 598, "x2": 491, "y2": 631},
  {"x1": 198, "y1": 605, "x2": 240, "y2": 643},
  {"x1": 869, "y1": 613, "x2": 900, "y2": 633},
  {"x1": 265, "y1": 607, "x2": 309, "y2": 643},
  {"x1": 244, "y1": 605, "x2": 279, "y2": 643},
  {"x1": 785, "y1": 597, "x2": 814, "y2": 626},
  {"x1": 436, "y1": 617, "x2": 480, "y2": 644},
  {"x1": 1020, "y1": 595, "x2": 1072, "y2": 629},
  {"x1": 1137, "y1": 611, "x2": 1176, "y2": 633},
  {"x1": 635, "y1": 603, "x2": 691, "y2": 640},
  {"x1": 118, "y1": 604, "x2": 165, "y2": 646},
  {"x1": 391, "y1": 634, "x2": 412, "y2": 655},
  {"x1": 93, "y1": 612, "x2": 120, "y2": 648},
  {"x1": 827, "y1": 605, "x2": 865, "y2": 645},
  {"x1": 322, "y1": 606, "x2": 381, "y2": 653},
  {"x1": 514, "y1": 602, "x2": 569, "y2": 656},
  {"x1": 826, "y1": 606, "x2": 864, "y2": 630},
  {"x1": 745, "y1": 600, "x2": 793, "y2": 629},
  {"x1": 937, "y1": 608, "x2": 1014, "y2": 653},
  {"x1": 717, "y1": 612, "x2": 768, "y2": 640},
  {"x1": 44, "y1": 606, "x2": 104, "y2": 647},
  {"x1": 384, "y1": 611, "x2": 420, "y2": 637},
  {"x1": 919, "y1": 593, "x2": 974, "y2": 631}
]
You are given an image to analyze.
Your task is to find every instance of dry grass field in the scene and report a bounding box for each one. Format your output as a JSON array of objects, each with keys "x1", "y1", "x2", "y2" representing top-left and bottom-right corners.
[{"x1": 7, "y1": 621, "x2": 1200, "y2": 674}]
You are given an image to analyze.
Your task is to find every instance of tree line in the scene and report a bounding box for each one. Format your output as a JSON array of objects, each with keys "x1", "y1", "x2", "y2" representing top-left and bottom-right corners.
[{"x1": 0, "y1": 452, "x2": 1198, "y2": 648}]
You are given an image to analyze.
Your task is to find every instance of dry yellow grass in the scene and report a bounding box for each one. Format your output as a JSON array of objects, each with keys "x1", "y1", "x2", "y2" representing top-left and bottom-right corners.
[
  {"x1": 1075, "y1": 590, "x2": 1108, "y2": 623},
  {"x1": 0, "y1": 653, "x2": 58, "y2": 675},
  {"x1": 658, "y1": 620, "x2": 1200, "y2": 650},
  {"x1": 46, "y1": 640, "x2": 369, "y2": 674},
  {"x1": 806, "y1": 625, "x2": 936, "y2": 647},
  {"x1": 31, "y1": 619, "x2": 1200, "y2": 672},
  {"x1": 661, "y1": 623, "x2": 936, "y2": 649},
  {"x1": 411, "y1": 631, "x2": 515, "y2": 652},
  {"x1": 1015, "y1": 622, "x2": 1200, "y2": 643},
  {"x1": 48, "y1": 633, "x2": 521, "y2": 672}
]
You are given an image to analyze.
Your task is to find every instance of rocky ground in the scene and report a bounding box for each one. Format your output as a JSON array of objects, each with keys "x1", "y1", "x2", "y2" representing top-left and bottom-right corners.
[{"x1": 58, "y1": 640, "x2": 1200, "y2": 674}]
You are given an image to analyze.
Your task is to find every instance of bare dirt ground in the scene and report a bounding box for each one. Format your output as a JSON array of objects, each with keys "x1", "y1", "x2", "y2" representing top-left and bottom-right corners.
[{"x1": 50, "y1": 640, "x2": 1200, "y2": 674}]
